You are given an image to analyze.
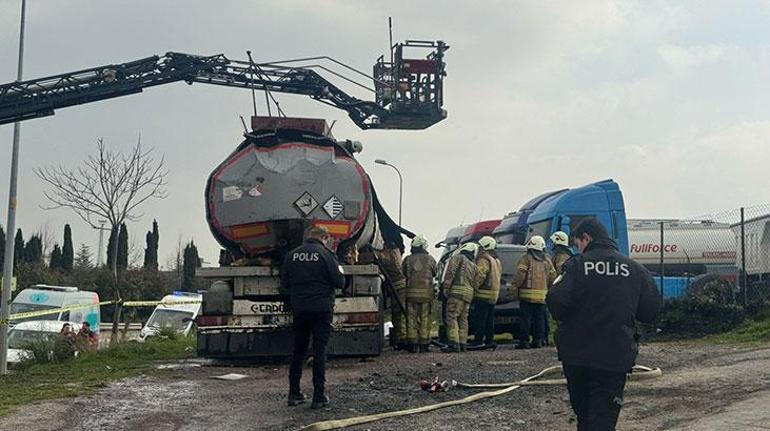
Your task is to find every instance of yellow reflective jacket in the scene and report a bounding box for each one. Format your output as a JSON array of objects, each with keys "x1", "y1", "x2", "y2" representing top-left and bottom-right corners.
[
  {"x1": 474, "y1": 251, "x2": 502, "y2": 304},
  {"x1": 402, "y1": 251, "x2": 438, "y2": 303},
  {"x1": 441, "y1": 254, "x2": 478, "y2": 303},
  {"x1": 552, "y1": 246, "x2": 574, "y2": 276},
  {"x1": 512, "y1": 252, "x2": 557, "y2": 304}
]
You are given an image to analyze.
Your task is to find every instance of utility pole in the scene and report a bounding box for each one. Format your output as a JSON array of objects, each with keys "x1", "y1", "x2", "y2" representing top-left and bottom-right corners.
[
  {"x1": 1, "y1": 0, "x2": 27, "y2": 376},
  {"x1": 94, "y1": 220, "x2": 109, "y2": 267}
]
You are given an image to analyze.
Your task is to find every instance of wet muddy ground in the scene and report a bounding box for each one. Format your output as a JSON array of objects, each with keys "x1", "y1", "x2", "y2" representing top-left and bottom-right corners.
[{"x1": 2, "y1": 341, "x2": 770, "y2": 430}]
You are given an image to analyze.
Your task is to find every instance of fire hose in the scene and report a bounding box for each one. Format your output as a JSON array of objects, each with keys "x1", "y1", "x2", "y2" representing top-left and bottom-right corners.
[{"x1": 298, "y1": 364, "x2": 662, "y2": 431}]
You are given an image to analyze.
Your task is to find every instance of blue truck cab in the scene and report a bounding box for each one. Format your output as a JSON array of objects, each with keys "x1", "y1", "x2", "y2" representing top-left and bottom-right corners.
[{"x1": 493, "y1": 179, "x2": 629, "y2": 254}]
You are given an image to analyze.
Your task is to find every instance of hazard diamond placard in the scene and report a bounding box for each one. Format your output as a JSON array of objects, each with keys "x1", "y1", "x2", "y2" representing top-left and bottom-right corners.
[{"x1": 323, "y1": 195, "x2": 344, "y2": 219}]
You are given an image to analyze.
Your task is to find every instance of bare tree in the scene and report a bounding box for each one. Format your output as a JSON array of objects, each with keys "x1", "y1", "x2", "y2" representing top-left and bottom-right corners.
[
  {"x1": 36, "y1": 137, "x2": 168, "y2": 344},
  {"x1": 36, "y1": 221, "x2": 56, "y2": 259},
  {"x1": 128, "y1": 237, "x2": 144, "y2": 269}
]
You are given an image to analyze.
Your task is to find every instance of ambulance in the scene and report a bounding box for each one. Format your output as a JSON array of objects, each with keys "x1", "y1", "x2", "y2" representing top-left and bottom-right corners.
[{"x1": 9, "y1": 285, "x2": 100, "y2": 332}]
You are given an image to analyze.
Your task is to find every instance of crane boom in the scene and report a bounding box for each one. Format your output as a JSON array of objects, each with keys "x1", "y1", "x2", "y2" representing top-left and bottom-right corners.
[{"x1": 0, "y1": 40, "x2": 448, "y2": 130}]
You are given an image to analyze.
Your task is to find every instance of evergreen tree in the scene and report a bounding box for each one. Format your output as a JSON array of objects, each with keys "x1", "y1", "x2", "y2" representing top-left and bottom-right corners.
[
  {"x1": 14, "y1": 228, "x2": 24, "y2": 267},
  {"x1": 106, "y1": 225, "x2": 118, "y2": 270},
  {"x1": 117, "y1": 223, "x2": 129, "y2": 269},
  {"x1": 143, "y1": 219, "x2": 159, "y2": 269},
  {"x1": 74, "y1": 243, "x2": 93, "y2": 269},
  {"x1": 0, "y1": 225, "x2": 5, "y2": 273},
  {"x1": 181, "y1": 241, "x2": 200, "y2": 291},
  {"x1": 62, "y1": 224, "x2": 74, "y2": 271},
  {"x1": 24, "y1": 235, "x2": 44, "y2": 263},
  {"x1": 50, "y1": 244, "x2": 63, "y2": 269}
]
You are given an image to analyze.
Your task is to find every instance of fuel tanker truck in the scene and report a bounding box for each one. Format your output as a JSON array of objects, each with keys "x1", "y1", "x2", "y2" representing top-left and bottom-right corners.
[{"x1": 195, "y1": 117, "x2": 411, "y2": 358}]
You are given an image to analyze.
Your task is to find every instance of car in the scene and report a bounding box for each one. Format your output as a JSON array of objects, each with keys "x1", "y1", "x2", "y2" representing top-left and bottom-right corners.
[{"x1": 6, "y1": 320, "x2": 82, "y2": 365}]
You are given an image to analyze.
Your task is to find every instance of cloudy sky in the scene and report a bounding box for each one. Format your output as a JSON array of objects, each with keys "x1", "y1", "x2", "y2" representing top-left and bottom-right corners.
[{"x1": 2, "y1": 0, "x2": 770, "y2": 267}]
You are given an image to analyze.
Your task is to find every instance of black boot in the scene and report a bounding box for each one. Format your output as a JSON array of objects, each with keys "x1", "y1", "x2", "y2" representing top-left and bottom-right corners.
[
  {"x1": 459, "y1": 344, "x2": 468, "y2": 352},
  {"x1": 531, "y1": 339, "x2": 543, "y2": 349},
  {"x1": 311, "y1": 395, "x2": 330, "y2": 409},
  {"x1": 515, "y1": 342, "x2": 530, "y2": 350},
  {"x1": 440, "y1": 342, "x2": 459, "y2": 353},
  {"x1": 287, "y1": 392, "x2": 307, "y2": 407},
  {"x1": 419, "y1": 344, "x2": 430, "y2": 353},
  {"x1": 407, "y1": 343, "x2": 418, "y2": 353}
]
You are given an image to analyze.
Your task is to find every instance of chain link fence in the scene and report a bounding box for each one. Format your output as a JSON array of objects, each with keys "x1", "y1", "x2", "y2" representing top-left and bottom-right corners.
[{"x1": 629, "y1": 204, "x2": 770, "y2": 308}]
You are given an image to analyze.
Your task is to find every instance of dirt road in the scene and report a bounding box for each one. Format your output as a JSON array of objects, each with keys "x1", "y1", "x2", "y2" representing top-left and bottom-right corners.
[{"x1": 3, "y1": 341, "x2": 769, "y2": 431}]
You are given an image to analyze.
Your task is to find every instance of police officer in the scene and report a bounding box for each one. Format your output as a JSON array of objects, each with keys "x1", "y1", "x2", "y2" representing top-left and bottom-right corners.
[
  {"x1": 377, "y1": 241, "x2": 408, "y2": 350},
  {"x1": 547, "y1": 218, "x2": 662, "y2": 430},
  {"x1": 440, "y1": 242, "x2": 478, "y2": 353},
  {"x1": 402, "y1": 235, "x2": 438, "y2": 353},
  {"x1": 512, "y1": 235, "x2": 556, "y2": 349},
  {"x1": 282, "y1": 226, "x2": 345, "y2": 409},
  {"x1": 469, "y1": 236, "x2": 502, "y2": 349},
  {"x1": 550, "y1": 231, "x2": 575, "y2": 275}
]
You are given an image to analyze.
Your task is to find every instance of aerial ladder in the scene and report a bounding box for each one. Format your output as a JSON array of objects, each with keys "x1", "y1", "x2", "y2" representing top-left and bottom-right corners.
[{"x1": 0, "y1": 40, "x2": 448, "y2": 130}]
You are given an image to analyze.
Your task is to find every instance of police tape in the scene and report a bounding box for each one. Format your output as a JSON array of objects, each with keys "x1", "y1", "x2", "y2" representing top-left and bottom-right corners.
[
  {"x1": 1, "y1": 299, "x2": 202, "y2": 324},
  {"x1": 4, "y1": 300, "x2": 117, "y2": 322},
  {"x1": 122, "y1": 300, "x2": 202, "y2": 307}
]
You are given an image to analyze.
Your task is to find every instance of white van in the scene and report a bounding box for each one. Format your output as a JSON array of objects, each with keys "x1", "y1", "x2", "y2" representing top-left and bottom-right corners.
[
  {"x1": 139, "y1": 292, "x2": 202, "y2": 340},
  {"x1": 10, "y1": 285, "x2": 100, "y2": 333}
]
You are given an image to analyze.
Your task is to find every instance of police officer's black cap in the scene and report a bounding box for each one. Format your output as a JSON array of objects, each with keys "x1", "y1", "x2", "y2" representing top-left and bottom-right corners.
[{"x1": 572, "y1": 217, "x2": 609, "y2": 240}]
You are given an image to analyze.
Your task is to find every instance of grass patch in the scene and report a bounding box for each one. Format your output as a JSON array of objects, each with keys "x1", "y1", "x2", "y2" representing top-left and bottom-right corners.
[
  {"x1": 705, "y1": 308, "x2": 770, "y2": 344},
  {"x1": 0, "y1": 336, "x2": 195, "y2": 417}
]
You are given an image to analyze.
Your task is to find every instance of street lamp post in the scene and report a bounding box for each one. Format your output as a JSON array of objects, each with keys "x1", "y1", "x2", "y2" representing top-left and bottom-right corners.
[
  {"x1": 374, "y1": 159, "x2": 403, "y2": 226},
  {"x1": 0, "y1": 0, "x2": 27, "y2": 376},
  {"x1": 94, "y1": 221, "x2": 109, "y2": 267}
]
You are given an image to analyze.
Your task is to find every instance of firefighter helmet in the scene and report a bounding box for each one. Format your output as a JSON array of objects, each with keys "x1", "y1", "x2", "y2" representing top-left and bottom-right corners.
[
  {"x1": 459, "y1": 242, "x2": 479, "y2": 255},
  {"x1": 478, "y1": 236, "x2": 497, "y2": 251},
  {"x1": 411, "y1": 235, "x2": 428, "y2": 250},
  {"x1": 550, "y1": 231, "x2": 569, "y2": 247},
  {"x1": 526, "y1": 235, "x2": 546, "y2": 251}
]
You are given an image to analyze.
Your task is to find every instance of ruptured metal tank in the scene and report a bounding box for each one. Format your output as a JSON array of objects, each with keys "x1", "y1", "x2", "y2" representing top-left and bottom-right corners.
[{"x1": 205, "y1": 117, "x2": 377, "y2": 261}]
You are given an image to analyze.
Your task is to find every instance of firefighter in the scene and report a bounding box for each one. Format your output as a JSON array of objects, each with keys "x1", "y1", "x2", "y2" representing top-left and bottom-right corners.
[
  {"x1": 547, "y1": 217, "x2": 662, "y2": 430},
  {"x1": 440, "y1": 242, "x2": 478, "y2": 353},
  {"x1": 469, "y1": 236, "x2": 502, "y2": 349},
  {"x1": 402, "y1": 235, "x2": 438, "y2": 353},
  {"x1": 282, "y1": 226, "x2": 345, "y2": 409},
  {"x1": 512, "y1": 235, "x2": 556, "y2": 349},
  {"x1": 550, "y1": 231, "x2": 575, "y2": 275},
  {"x1": 544, "y1": 230, "x2": 575, "y2": 345},
  {"x1": 377, "y1": 241, "x2": 408, "y2": 350}
]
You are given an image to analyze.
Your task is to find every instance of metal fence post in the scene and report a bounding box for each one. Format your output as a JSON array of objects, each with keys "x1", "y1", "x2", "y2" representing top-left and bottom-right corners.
[
  {"x1": 741, "y1": 207, "x2": 747, "y2": 307},
  {"x1": 659, "y1": 221, "x2": 664, "y2": 298}
]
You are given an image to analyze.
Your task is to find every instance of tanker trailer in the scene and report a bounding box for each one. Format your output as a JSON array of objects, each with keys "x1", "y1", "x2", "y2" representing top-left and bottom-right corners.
[{"x1": 196, "y1": 116, "x2": 407, "y2": 359}]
